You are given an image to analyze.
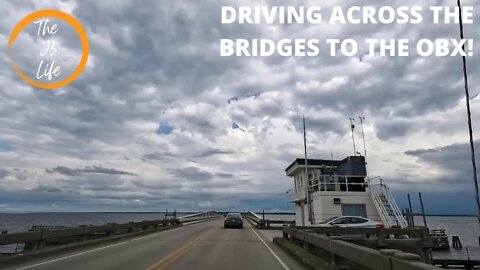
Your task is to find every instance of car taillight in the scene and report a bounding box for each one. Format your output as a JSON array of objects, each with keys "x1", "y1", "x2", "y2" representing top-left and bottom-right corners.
[{"x1": 376, "y1": 223, "x2": 384, "y2": 228}]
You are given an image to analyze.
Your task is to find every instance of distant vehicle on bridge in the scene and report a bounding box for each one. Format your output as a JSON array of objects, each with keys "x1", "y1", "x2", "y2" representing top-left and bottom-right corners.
[
  {"x1": 224, "y1": 213, "x2": 243, "y2": 228},
  {"x1": 314, "y1": 216, "x2": 383, "y2": 228}
]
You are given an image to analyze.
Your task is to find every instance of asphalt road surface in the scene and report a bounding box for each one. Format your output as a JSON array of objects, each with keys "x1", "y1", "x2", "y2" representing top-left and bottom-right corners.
[{"x1": 7, "y1": 218, "x2": 306, "y2": 270}]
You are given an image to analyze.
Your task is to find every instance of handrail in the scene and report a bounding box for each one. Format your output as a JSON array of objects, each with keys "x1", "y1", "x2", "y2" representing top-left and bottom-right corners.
[
  {"x1": 368, "y1": 177, "x2": 408, "y2": 228},
  {"x1": 384, "y1": 186, "x2": 408, "y2": 228},
  {"x1": 372, "y1": 188, "x2": 393, "y2": 228},
  {"x1": 308, "y1": 175, "x2": 369, "y2": 193}
]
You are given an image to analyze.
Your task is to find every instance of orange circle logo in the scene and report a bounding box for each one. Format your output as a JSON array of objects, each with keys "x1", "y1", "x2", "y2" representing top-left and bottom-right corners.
[{"x1": 8, "y1": 10, "x2": 89, "y2": 89}]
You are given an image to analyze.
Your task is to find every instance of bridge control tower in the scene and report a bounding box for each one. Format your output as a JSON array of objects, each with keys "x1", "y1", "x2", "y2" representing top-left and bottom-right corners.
[{"x1": 286, "y1": 156, "x2": 404, "y2": 227}]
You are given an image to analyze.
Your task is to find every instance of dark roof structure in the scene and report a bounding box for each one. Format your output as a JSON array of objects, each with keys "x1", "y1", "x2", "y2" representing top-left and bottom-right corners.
[{"x1": 285, "y1": 158, "x2": 340, "y2": 172}]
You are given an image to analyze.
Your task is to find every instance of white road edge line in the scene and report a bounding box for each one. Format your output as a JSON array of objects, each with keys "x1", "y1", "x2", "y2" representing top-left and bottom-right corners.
[
  {"x1": 16, "y1": 241, "x2": 128, "y2": 270},
  {"x1": 246, "y1": 220, "x2": 290, "y2": 270},
  {"x1": 15, "y1": 220, "x2": 215, "y2": 270}
]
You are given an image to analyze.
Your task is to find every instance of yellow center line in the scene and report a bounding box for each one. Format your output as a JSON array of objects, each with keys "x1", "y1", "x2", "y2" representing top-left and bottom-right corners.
[{"x1": 146, "y1": 226, "x2": 217, "y2": 270}]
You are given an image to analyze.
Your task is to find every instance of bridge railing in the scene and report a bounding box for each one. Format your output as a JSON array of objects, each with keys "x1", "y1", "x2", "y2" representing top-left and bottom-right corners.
[
  {"x1": 0, "y1": 219, "x2": 181, "y2": 252},
  {"x1": 295, "y1": 226, "x2": 431, "y2": 241},
  {"x1": 244, "y1": 211, "x2": 264, "y2": 226},
  {"x1": 279, "y1": 226, "x2": 439, "y2": 269},
  {"x1": 244, "y1": 211, "x2": 294, "y2": 229},
  {"x1": 178, "y1": 211, "x2": 220, "y2": 223}
]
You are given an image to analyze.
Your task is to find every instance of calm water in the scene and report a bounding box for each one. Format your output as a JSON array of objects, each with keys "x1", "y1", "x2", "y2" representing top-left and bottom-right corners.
[{"x1": 413, "y1": 216, "x2": 480, "y2": 247}]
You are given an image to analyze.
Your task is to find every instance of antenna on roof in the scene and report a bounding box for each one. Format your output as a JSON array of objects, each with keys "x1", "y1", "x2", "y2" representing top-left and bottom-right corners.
[
  {"x1": 359, "y1": 116, "x2": 369, "y2": 176},
  {"x1": 303, "y1": 115, "x2": 313, "y2": 225},
  {"x1": 349, "y1": 117, "x2": 357, "y2": 156},
  {"x1": 330, "y1": 151, "x2": 335, "y2": 174}
]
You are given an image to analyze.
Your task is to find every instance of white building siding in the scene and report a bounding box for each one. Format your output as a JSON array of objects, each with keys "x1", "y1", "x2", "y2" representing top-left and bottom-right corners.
[{"x1": 309, "y1": 191, "x2": 381, "y2": 224}]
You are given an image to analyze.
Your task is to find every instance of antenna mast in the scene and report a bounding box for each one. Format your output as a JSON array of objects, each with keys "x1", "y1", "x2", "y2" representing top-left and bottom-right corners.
[
  {"x1": 303, "y1": 115, "x2": 313, "y2": 225},
  {"x1": 359, "y1": 116, "x2": 369, "y2": 175},
  {"x1": 349, "y1": 117, "x2": 357, "y2": 156}
]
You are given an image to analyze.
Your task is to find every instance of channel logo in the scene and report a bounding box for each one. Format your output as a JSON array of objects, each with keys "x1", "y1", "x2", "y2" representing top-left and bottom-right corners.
[{"x1": 8, "y1": 10, "x2": 89, "y2": 89}]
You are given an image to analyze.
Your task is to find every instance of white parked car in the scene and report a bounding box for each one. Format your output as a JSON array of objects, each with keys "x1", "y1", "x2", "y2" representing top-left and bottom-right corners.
[{"x1": 314, "y1": 216, "x2": 384, "y2": 228}]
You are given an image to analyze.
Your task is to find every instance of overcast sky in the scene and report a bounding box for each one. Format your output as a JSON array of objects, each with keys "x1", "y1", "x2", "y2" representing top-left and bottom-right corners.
[{"x1": 0, "y1": 0, "x2": 479, "y2": 214}]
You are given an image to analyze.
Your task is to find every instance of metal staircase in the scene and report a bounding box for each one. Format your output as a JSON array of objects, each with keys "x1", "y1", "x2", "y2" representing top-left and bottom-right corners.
[{"x1": 369, "y1": 177, "x2": 408, "y2": 228}]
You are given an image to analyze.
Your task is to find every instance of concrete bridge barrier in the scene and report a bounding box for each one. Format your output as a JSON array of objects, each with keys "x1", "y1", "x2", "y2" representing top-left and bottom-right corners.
[
  {"x1": 0, "y1": 212, "x2": 221, "y2": 255},
  {"x1": 276, "y1": 226, "x2": 440, "y2": 270},
  {"x1": 0, "y1": 219, "x2": 182, "y2": 252}
]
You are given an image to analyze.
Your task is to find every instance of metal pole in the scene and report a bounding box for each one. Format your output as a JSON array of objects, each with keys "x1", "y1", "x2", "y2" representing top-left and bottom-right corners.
[
  {"x1": 303, "y1": 116, "x2": 311, "y2": 225},
  {"x1": 408, "y1": 208, "x2": 414, "y2": 227},
  {"x1": 407, "y1": 193, "x2": 415, "y2": 226},
  {"x1": 359, "y1": 116, "x2": 369, "y2": 177},
  {"x1": 359, "y1": 116, "x2": 368, "y2": 160},
  {"x1": 403, "y1": 208, "x2": 411, "y2": 227},
  {"x1": 300, "y1": 204, "x2": 305, "y2": 227},
  {"x1": 349, "y1": 117, "x2": 357, "y2": 156},
  {"x1": 419, "y1": 192, "x2": 427, "y2": 228},
  {"x1": 457, "y1": 0, "x2": 480, "y2": 228}
]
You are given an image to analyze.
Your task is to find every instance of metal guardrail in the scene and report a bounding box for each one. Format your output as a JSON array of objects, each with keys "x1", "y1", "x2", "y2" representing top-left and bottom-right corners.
[
  {"x1": 281, "y1": 226, "x2": 440, "y2": 270},
  {"x1": 244, "y1": 211, "x2": 263, "y2": 225},
  {"x1": 0, "y1": 219, "x2": 182, "y2": 251},
  {"x1": 29, "y1": 225, "x2": 71, "y2": 231},
  {"x1": 178, "y1": 211, "x2": 220, "y2": 223},
  {"x1": 244, "y1": 211, "x2": 295, "y2": 229}
]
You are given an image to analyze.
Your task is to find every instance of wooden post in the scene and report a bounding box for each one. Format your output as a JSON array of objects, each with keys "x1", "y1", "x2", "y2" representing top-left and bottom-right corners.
[
  {"x1": 406, "y1": 208, "x2": 413, "y2": 227},
  {"x1": 402, "y1": 208, "x2": 407, "y2": 226},
  {"x1": 410, "y1": 209, "x2": 415, "y2": 227},
  {"x1": 452, "y1": 236, "x2": 463, "y2": 249}
]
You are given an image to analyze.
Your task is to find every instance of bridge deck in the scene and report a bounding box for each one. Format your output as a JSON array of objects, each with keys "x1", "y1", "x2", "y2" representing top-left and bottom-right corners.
[{"x1": 6, "y1": 219, "x2": 306, "y2": 270}]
